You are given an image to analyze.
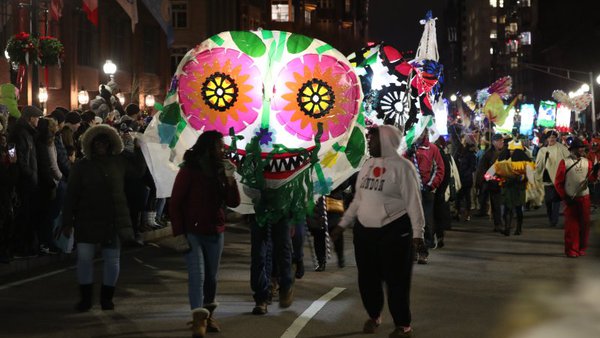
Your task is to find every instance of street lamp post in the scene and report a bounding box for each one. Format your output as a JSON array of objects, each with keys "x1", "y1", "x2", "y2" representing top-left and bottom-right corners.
[
  {"x1": 38, "y1": 86, "x2": 48, "y2": 114},
  {"x1": 78, "y1": 88, "x2": 89, "y2": 108},
  {"x1": 103, "y1": 60, "x2": 117, "y2": 81},
  {"x1": 590, "y1": 72, "x2": 596, "y2": 134}
]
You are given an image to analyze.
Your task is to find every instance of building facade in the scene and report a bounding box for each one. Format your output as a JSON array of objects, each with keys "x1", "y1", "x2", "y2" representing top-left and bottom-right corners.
[
  {"x1": 0, "y1": 0, "x2": 170, "y2": 112},
  {"x1": 444, "y1": 0, "x2": 537, "y2": 97}
]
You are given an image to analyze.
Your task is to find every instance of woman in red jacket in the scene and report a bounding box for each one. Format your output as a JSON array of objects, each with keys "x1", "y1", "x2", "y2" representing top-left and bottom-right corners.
[{"x1": 170, "y1": 130, "x2": 240, "y2": 337}]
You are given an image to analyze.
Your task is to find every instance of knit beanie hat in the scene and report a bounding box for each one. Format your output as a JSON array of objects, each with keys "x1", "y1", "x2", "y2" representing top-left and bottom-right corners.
[{"x1": 65, "y1": 111, "x2": 82, "y2": 124}]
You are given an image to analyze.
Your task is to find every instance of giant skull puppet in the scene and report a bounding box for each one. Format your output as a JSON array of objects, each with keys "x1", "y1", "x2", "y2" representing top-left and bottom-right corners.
[{"x1": 141, "y1": 31, "x2": 364, "y2": 225}]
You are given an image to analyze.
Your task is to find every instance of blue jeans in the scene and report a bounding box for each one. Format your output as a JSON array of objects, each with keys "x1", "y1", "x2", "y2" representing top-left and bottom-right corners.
[
  {"x1": 250, "y1": 218, "x2": 292, "y2": 303},
  {"x1": 185, "y1": 233, "x2": 224, "y2": 310},
  {"x1": 291, "y1": 220, "x2": 305, "y2": 263},
  {"x1": 76, "y1": 242, "x2": 120, "y2": 286},
  {"x1": 544, "y1": 185, "x2": 561, "y2": 226}
]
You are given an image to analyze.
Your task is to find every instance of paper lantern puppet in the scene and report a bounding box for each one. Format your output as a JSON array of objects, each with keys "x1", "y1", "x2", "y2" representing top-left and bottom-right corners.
[
  {"x1": 140, "y1": 30, "x2": 364, "y2": 226},
  {"x1": 493, "y1": 105, "x2": 515, "y2": 134},
  {"x1": 0, "y1": 83, "x2": 20, "y2": 118},
  {"x1": 485, "y1": 140, "x2": 535, "y2": 182},
  {"x1": 552, "y1": 90, "x2": 592, "y2": 112},
  {"x1": 347, "y1": 11, "x2": 443, "y2": 150},
  {"x1": 537, "y1": 100, "x2": 557, "y2": 128},
  {"x1": 519, "y1": 103, "x2": 535, "y2": 136},
  {"x1": 555, "y1": 103, "x2": 572, "y2": 133},
  {"x1": 476, "y1": 76, "x2": 512, "y2": 106}
]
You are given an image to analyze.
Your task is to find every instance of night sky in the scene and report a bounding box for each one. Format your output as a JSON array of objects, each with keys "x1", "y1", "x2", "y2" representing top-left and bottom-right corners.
[{"x1": 368, "y1": 0, "x2": 447, "y2": 55}]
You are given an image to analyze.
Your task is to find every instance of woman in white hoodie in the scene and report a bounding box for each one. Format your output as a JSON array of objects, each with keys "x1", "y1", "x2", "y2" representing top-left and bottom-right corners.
[{"x1": 332, "y1": 125, "x2": 425, "y2": 338}]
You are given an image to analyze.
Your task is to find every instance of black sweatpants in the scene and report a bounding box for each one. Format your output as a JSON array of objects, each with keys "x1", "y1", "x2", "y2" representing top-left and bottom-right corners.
[{"x1": 353, "y1": 215, "x2": 414, "y2": 327}]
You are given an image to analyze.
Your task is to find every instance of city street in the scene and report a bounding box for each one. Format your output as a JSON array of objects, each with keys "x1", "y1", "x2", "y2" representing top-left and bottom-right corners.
[{"x1": 1, "y1": 208, "x2": 599, "y2": 338}]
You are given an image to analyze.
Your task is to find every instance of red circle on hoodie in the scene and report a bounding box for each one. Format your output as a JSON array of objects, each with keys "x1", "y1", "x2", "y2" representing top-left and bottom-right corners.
[{"x1": 373, "y1": 167, "x2": 386, "y2": 177}]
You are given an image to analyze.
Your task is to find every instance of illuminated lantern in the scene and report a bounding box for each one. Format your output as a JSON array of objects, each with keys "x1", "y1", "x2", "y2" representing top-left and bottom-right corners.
[
  {"x1": 519, "y1": 103, "x2": 535, "y2": 136},
  {"x1": 140, "y1": 30, "x2": 364, "y2": 225},
  {"x1": 555, "y1": 103, "x2": 571, "y2": 133},
  {"x1": 537, "y1": 100, "x2": 556, "y2": 128}
]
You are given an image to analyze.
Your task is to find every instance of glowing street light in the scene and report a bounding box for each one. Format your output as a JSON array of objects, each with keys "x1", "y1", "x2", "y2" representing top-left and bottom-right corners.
[
  {"x1": 78, "y1": 89, "x2": 89, "y2": 105},
  {"x1": 450, "y1": 94, "x2": 457, "y2": 102},
  {"x1": 463, "y1": 95, "x2": 472, "y2": 102},
  {"x1": 103, "y1": 59, "x2": 117, "y2": 80},
  {"x1": 581, "y1": 83, "x2": 590, "y2": 92},
  {"x1": 145, "y1": 94, "x2": 155, "y2": 108},
  {"x1": 38, "y1": 87, "x2": 48, "y2": 103}
]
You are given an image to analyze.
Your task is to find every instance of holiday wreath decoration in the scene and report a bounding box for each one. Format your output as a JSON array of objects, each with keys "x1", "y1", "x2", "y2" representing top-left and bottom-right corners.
[
  {"x1": 5, "y1": 32, "x2": 38, "y2": 65},
  {"x1": 38, "y1": 36, "x2": 64, "y2": 66},
  {"x1": 5, "y1": 32, "x2": 39, "y2": 91}
]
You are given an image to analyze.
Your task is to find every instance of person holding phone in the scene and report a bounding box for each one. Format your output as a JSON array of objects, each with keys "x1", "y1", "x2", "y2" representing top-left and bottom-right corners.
[
  {"x1": 9, "y1": 105, "x2": 43, "y2": 257},
  {"x1": 170, "y1": 130, "x2": 240, "y2": 337}
]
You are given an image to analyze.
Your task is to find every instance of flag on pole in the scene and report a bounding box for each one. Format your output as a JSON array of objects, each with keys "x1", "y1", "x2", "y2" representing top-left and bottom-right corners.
[
  {"x1": 50, "y1": 0, "x2": 63, "y2": 21},
  {"x1": 140, "y1": 0, "x2": 174, "y2": 47},
  {"x1": 82, "y1": 0, "x2": 99, "y2": 26},
  {"x1": 117, "y1": 0, "x2": 139, "y2": 33}
]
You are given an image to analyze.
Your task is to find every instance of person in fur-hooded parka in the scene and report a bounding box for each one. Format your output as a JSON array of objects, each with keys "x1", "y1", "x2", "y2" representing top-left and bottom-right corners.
[{"x1": 62, "y1": 124, "x2": 144, "y2": 312}]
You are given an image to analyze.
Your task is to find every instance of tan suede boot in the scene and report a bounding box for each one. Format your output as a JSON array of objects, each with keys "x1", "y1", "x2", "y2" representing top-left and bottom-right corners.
[
  {"x1": 189, "y1": 308, "x2": 210, "y2": 338},
  {"x1": 204, "y1": 303, "x2": 221, "y2": 332}
]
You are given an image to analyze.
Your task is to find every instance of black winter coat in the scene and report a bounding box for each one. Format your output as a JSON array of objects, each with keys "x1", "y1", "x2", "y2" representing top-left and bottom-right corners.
[{"x1": 9, "y1": 118, "x2": 37, "y2": 188}]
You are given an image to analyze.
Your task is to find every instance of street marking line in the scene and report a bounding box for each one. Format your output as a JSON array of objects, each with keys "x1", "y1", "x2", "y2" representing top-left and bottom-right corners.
[
  {"x1": 281, "y1": 287, "x2": 345, "y2": 338},
  {"x1": 0, "y1": 266, "x2": 75, "y2": 291},
  {"x1": 0, "y1": 246, "x2": 147, "y2": 291}
]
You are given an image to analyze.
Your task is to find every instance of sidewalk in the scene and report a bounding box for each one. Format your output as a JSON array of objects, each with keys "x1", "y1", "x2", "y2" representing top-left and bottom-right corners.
[{"x1": 0, "y1": 212, "x2": 250, "y2": 281}]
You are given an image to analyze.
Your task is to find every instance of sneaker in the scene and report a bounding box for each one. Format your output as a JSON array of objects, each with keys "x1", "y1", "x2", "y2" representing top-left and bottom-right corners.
[
  {"x1": 314, "y1": 262, "x2": 326, "y2": 272},
  {"x1": 417, "y1": 254, "x2": 428, "y2": 265},
  {"x1": 279, "y1": 286, "x2": 294, "y2": 308},
  {"x1": 39, "y1": 245, "x2": 58, "y2": 255},
  {"x1": 436, "y1": 237, "x2": 445, "y2": 249},
  {"x1": 389, "y1": 326, "x2": 412, "y2": 337},
  {"x1": 252, "y1": 302, "x2": 268, "y2": 315},
  {"x1": 363, "y1": 317, "x2": 381, "y2": 334}
]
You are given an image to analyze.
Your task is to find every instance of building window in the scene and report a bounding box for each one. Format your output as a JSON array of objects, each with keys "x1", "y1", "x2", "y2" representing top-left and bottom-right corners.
[
  {"x1": 509, "y1": 39, "x2": 519, "y2": 52},
  {"x1": 499, "y1": 15, "x2": 506, "y2": 24},
  {"x1": 520, "y1": 31, "x2": 531, "y2": 45},
  {"x1": 0, "y1": 0, "x2": 13, "y2": 49},
  {"x1": 108, "y1": 16, "x2": 132, "y2": 69},
  {"x1": 490, "y1": 47, "x2": 494, "y2": 55},
  {"x1": 305, "y1": 10, "x2": 312, "y2": 25},
  {"x1": 272, "y1": 0, "x2": 293, "y2": 22},
  {"x1": 499, "y1": 0, "x2": 504, "y2": 7},
  {"x1": 320, "y1": 0, "x2": 332, "y2": 9},
  {"x1": 490, "y1": 0, "x2": 497, "y2": 8},
  {"x1": 511, "y1": 56, "x2": 518, "y2": 68},
  {"x1": 77, "y1": 12, "x2": 98, "y2": 67},
  {"x1": 172, "y1": 1, "x2": 188, "y2": 29},
  {"x1": 521, "y1": 0, "x2": 531, "y2": 6},
  {"x1": 490, "y1": 29, "x2": 497, "y2": 39},
  {"x1": 506, "y1": 22, "x2": 518, "y2": 35},
  {"x1": 345, "y1": 0, "x2": 351, "y2": 13},
  {"x1": 143, "y1": 25, "x2": 160, "y2": 74},
  {"x1": 170, "y1": 47, "x2": 188, "y2": 75}
]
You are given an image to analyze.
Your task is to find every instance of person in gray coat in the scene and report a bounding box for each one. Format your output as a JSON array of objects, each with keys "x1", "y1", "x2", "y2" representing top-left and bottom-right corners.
[{"x1": 62, "y1": 124, "x2": 143, "y2": 312}]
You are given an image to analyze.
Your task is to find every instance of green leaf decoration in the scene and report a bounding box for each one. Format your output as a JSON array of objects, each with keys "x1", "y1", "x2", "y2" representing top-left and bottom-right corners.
[
  {"x1": 345, "y1": 127, "x2": 366, "y2": 168},
  {"x1": 159, "y1": 102, "x2": 182, "y2": 125},
  {"x1": 286, "y1": 34, "x2": 313, "y2": 54},
  {"x1": 231, "y1": 31, "x2": 266, "y2": 58}
]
